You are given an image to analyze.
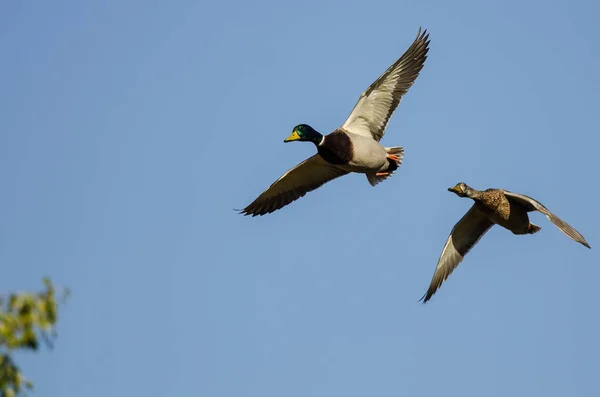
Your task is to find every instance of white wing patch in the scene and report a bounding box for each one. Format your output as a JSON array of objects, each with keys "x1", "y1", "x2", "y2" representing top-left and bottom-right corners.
[
  {"x1": 340, "y1": 28, "x2": 430, "y2": 142},
  {"x1": 342, "y1": 89, "x2": 395, "y2": 138}
]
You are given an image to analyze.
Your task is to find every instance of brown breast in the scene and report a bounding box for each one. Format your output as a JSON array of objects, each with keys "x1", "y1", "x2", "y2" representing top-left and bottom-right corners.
[
  {"x1": 479, "y1": 189, "x2": 511, "y2": 221},
  {"x1": 317, "y1": 130, "x2": 354, "y2": 165},
  {"x1": 477, "y1": 189, "x2": 530, "y2": 232}
]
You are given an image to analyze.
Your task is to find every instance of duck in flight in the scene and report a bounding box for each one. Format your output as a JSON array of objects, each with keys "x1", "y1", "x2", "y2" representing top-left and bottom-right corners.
[
  {"x1": 421, "y1": 182, "x2": 591, "y2": 303},
  {"x1": 240, "y1": 28, "x2": 430, "y2": 217}
]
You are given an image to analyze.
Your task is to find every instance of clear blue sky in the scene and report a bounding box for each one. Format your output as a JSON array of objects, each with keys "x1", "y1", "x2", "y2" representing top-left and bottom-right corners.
[{"x1": 1, "y1": 0, "x2": 598, "y2": 396}]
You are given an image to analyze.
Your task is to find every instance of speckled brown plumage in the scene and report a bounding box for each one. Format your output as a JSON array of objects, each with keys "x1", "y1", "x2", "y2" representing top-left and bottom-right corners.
[
  {"x1": 473, "y1": 188, "x2": 531, "y2": 235},
  {"x1": 421, "y1": 182, "x2": 591, "y2": 303},
  {"x1": 476, "y1": 189, "x2": 510, "y2": 219}
]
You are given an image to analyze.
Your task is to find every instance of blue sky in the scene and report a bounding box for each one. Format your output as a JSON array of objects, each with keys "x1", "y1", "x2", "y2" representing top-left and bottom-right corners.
[{"x1": 1, "y1": 0, "x2": 598, "y2": 396}]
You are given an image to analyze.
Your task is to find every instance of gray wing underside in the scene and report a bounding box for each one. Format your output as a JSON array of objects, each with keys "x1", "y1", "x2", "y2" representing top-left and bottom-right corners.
[
  {"x1": 421, "y1": 205, "x2": 494, "y2": 303},
  {"x1": 341, "y1": 28, "x2": 430, "y2": 142}
]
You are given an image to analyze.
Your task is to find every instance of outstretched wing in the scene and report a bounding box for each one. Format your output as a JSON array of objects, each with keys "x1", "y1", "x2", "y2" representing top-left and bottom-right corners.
[
  {"x1": 341, "y1": 28, "x2": 430, "y2": 142},
  {"x1": 421, "y1": 205, "x2": 494, "y2": 303},
  {"x1": 240, "y1": 155, "x2": 349, "y2": 217},
  {"x1": 503, "y1": 190, "x2": 591, "y2": 248}
]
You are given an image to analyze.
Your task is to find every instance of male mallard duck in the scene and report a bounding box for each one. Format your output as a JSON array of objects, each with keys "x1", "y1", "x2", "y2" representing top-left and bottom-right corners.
[
  {"x1": 421, "y1": 182, "x2": 591, "y2": 303},
  {"x1": 240, "y1": 28, "x2": 430, "y2": 216}
]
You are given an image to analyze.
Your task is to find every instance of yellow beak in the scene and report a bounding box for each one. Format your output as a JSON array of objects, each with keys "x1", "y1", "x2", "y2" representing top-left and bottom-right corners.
[
  {"x1": 448, "y1": 185, "x2": 461, "y2": 194},
  {"x1": 284, "y1": 130, "x2": 301, "y2": 142}
]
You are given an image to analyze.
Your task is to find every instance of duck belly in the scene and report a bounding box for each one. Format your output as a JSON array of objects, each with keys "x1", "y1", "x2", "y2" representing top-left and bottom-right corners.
[
  {"x1": 492, "y1": 203, "x2": 531, "y2": 234},
  {"x1": 347, "y1": 138, "x2": 388, "y2": 172}
]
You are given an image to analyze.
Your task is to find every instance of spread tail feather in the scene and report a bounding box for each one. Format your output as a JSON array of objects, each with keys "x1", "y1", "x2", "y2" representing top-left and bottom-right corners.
[
  {"x1": 387, "y1": 146, "x2": 404, "y2": 156},
  {"x1": 366, "y1": 146, "x2": 404, "y2": 187},
  {"x1": 528, "y1": 223, "x2": 541, "y2": 234}
]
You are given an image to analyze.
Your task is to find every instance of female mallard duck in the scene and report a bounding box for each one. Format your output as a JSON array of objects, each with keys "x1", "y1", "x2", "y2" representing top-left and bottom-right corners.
[
  {"x1": 421, "y1": 182, "x2": 591, "y2": 303},
  {"x1": 240, "y1": 28, "x2": 430, "y2": 216}
]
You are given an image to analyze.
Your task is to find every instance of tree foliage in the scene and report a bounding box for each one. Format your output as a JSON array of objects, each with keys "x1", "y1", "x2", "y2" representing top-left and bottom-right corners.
[{"x1": 0, "y1": 278, "x2": 69, "y2": 397}]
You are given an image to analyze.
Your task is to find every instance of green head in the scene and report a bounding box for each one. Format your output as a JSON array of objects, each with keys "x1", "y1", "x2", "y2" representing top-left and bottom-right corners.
[{"x1": 284, "y1": 124, "x2": 323, "y2": 144}]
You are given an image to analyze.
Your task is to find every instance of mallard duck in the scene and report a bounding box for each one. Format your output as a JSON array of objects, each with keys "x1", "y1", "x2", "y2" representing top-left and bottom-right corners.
[
  {"x1": 240, "y1": 28, "x2": 430, "y2": 217},
  {"x1": 421, "y1": 182, "x2": 591, "y2": 303}
]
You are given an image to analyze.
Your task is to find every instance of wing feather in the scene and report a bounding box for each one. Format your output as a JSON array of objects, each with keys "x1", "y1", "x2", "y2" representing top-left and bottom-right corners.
[
  {"x1": 421, "y1": 205, "x2": 494, "y2": 303},
  {"x1": 240, "y1": 155, "x2": 349, "y2": 217},
  {"x1": 503, "y1": 190, "x2": 591, "y2": 248},
  {"x1": 341, "y1": 28, "x2": 430, "y2": 141}
]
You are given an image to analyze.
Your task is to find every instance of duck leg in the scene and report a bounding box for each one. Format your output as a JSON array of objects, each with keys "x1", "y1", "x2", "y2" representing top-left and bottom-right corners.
[{"x1": 387, "y1": 154, "x2": 401, "y2": 163}]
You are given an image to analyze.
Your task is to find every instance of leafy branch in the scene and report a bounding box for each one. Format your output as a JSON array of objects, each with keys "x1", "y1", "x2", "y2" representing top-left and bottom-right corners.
[{"x1": 0, "y1": 278, "x2": 69, "y2": 397}]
